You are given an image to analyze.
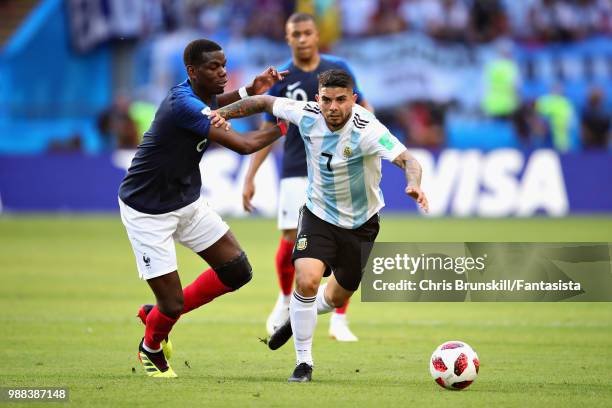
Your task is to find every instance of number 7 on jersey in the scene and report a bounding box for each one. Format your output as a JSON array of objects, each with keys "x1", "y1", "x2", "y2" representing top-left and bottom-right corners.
[{"x1": 322, "y1": 152, "x2": 333, "y2": 171}]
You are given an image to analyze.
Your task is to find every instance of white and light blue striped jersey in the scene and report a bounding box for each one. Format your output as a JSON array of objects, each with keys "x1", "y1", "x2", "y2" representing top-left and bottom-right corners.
[{"x1": 272, "y1": 98, "x2": 407, "y2": 229}]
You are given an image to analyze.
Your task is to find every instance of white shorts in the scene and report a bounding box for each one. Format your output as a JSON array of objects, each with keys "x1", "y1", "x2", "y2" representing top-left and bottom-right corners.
[
  {"x1": 277, "y1": 177, "x2": 307, "y2": 230},
  {"x1": 119, "y1": 197, "x2": 229, "y2": 280}
]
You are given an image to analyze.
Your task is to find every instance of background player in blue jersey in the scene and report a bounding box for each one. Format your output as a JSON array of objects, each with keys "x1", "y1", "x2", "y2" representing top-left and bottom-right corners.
[
  {"x1": 242, "y1": 13, "x2": 373, "y2": 341},
  {"x1": 212, "y1": 68, "x2": 428, "y2": 382},
  {"x1": 118, "y1": 39, "x2": 289, "y2": 378}
]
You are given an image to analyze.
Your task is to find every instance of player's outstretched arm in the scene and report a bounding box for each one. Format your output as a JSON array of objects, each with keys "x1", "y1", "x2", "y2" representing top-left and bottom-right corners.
[
  {"x1": 213, "y1": 95, "x2": 278, "y2": 120},
  {"x1": 216, "y1": 67, "x2": 289, "y2": 107},
  {"x1": 207, "y1": 120, "x2": 285, "y2": 155},
  {"x1": 392, "y1": 150, "x2": 429, "y2": 213}
]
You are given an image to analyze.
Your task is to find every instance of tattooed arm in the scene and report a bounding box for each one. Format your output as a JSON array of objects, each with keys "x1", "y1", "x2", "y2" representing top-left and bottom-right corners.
[
  {"x1": 206, "y1": 96, "x2": 300, "y2": 156},
  {"x1": 206, "y1": 96, "x2": 285, "y2": 154},
  {"x1": 392, "y1": 150, "x2": 429, "y2": 213},
  {"x1": 207, "y1": 119, "x2": 284, "y2": 155},
  {"x1": 214, "y1": 95, "x2": 278, "y2": 120}
]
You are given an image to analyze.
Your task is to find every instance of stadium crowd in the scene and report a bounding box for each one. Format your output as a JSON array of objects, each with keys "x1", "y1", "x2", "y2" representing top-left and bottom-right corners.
[
  {"x1": 149, "y1": 0, "x2": 612, "y2": 44},
  {"x1": 84, "y1": 0, "x2": 611, "y2": 152}
]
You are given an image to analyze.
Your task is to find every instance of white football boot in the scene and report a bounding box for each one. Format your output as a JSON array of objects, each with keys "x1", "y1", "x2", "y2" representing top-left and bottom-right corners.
[
  {"x1": 329, "y1": 313, "x2": 358, "y2": 342},
  {"x1": 266, "y1": 292, "x2": 290, "y2": 335}
]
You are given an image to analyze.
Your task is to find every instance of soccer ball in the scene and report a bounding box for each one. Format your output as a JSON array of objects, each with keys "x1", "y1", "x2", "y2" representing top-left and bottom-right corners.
[{"x1": 429, "y1": 340, "x2": 479, "y2": 390}]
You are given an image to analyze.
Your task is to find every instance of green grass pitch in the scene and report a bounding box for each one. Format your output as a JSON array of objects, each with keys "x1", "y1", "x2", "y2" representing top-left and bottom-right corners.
[{"x1": 1, "y1": 215, "x2": 611, "y2": 407}]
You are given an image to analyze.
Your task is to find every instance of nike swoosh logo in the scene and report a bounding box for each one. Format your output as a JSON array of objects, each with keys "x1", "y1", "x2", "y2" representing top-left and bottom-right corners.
[
  {"x1": 196, "y1": 139, "x2": 208, "y2": 152},
  {"x1": 287, "y1": 81, "x2": 301, "y2": 91}
]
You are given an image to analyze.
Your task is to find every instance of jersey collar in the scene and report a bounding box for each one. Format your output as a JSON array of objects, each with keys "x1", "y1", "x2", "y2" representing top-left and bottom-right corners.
[{"x1": 184, "y1": 78, "x2": 217, "y2": 108}]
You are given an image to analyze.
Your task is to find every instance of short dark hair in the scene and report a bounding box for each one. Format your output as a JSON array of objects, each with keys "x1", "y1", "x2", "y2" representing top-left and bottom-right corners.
[
  {"x1": 287, "y1": 12, "x2": 316, "y2": 25},
  {"x1": 318, "y1": 69, "x2": 354, "y2": 90},
  {"x1": 183, "y1": 39, "x2": 222, "y2": 67}
]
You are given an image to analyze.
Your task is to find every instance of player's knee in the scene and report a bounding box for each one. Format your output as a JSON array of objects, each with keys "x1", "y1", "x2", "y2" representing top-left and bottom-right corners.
[
  {"x1": 214, "y1": 252, "x2": 252, "y2": 290},
  {"x1": 295, "y1": 276, "x2": 320, "y2": 297}
]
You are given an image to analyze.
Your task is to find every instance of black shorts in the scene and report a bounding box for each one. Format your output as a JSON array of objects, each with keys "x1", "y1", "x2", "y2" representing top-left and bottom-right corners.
[{"x1": 292, "y1": 206, "x2": 380, "y2": 291}]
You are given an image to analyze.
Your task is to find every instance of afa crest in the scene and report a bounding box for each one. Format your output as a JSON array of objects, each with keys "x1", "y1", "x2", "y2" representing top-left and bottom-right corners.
[
  {"x1": 296, "y1": 237, "x2": 308, "y2": 251},
  {"x1": 343, "y1": 146, "x2": 353, "y2": 159}
]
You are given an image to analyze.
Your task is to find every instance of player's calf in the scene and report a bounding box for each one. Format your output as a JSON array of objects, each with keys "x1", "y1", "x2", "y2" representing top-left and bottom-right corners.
[
  {"x1": 157, "y1": 297, "x2": 184, "y2": 319},
  {"x1": 325, "y1": 292, "x2": 350, "y2": 309},
  {"x1": 137, "y1": 304, "x2": 173, "y2": 359},
  {"x1": 145, "y1": 272, "x2": 184, "y2": 319},
  {"x1": 323, "y1": 275, "x2": 354, "y2": 308}
]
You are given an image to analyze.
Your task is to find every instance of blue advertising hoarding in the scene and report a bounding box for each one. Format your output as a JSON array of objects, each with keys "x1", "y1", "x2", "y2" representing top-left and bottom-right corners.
[{"x1": 0, "y1": 149, "x2": 610, "y2": 216}]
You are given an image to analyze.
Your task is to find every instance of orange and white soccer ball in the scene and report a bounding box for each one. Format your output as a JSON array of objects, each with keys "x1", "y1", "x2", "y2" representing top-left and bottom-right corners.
[{"x1": 429, "y1": 340, "x2": 479, "y2": 390}]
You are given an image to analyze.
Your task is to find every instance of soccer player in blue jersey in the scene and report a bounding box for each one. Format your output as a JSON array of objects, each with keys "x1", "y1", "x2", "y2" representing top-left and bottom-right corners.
[
  {"x1": 213, "y1": 69, "x2": 429, "y2": 382},
  {"x1": 242, "y1": 13, "x2": 373, "y2": 341},
  {"x1": 118, "y1": 39, "x2": 289, "y2": 378}
]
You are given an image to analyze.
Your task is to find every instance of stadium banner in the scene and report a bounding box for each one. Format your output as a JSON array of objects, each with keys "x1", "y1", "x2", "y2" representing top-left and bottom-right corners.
[
  {"x1": 225, "y1": 35, "x2": 612, "y2": 110},
  {"x1": 331, "y1": 33, "x2": 488, "y2": 109},
  {"x1": 0, "y1": 149, "x2": 610, "y2": 215},
  {"x1": 66, "y1": 0, "x2": 149, "y2": 52},
  {"x1": 361, "y1": 243, "x2": 612, "y2": 302}
]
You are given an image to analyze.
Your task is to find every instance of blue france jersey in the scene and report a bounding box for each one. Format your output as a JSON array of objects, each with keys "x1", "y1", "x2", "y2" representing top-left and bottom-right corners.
[
  {"x1": 264, "y1": 55, "x2": 364, "y2": 178},
  {"x1": 119, "y1": 80, "x2": 215, "y2": 214}
]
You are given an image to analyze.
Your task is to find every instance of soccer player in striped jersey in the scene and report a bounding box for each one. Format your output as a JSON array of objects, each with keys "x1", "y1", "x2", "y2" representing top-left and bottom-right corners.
[
  {"x1": 212, "y1": 69, "x2": 429, "y2": 382},
  {"x1": 242, "y1": 12, "x2": 372, "y2": 341}
]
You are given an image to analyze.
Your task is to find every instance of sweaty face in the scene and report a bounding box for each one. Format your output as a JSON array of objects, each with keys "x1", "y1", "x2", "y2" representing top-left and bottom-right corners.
[
  {"x1": 316, "y1": 87, "x2": 357, "y2": 131},
  {"x1": 188, "y1": 50, "x2": 228, "y2": 95},
  {"x1": 286, "y1": 20, "x2": 319, "y2": 62}
]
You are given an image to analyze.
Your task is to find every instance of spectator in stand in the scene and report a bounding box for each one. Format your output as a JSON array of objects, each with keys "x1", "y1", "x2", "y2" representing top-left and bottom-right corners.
[
  {"x1": 97, "y1": 96, "x2": 140, "y2": 151},
  {"x1": 188, "y1": 0, "x2": 227, "y2": 36},
  {"x1": 367, "y1": 0, "x2": 407, "y2": 36},
  {"x1": 581, "y1": 87, "x2": 611, "y2": 149},
  {"x1": 529, "y1": 0, "x2": 578, "y2": 42},
  {"x1": 481, "y1": 41, "x2": 521, "y2": 119},
  {"x1": 395, "y1": 101, "x2": 446, "y2": 148},
  {"x1": 340, "y1": 0, "x2": 377, "y2": 38},
  {"x1": 573, "y1": 0, "x2": 612, "y2": 39},
  {"x1": 399, "y1": 0, "x2": 469, "y2": 42},
  {"x1": 160, "y1": 0, "x2": 188, "y2": 32},
  {"x1": 469, "y1": 0, "x2": 508, "y2": 43},
  {"x1": 243, "y1": 0, "x2": 292, "y2": 41},
  {"x1": 129, "y1": 100, "x2": 157, "y2": 142},
  {"x1": 513, "y1": 100, "x2": 549, "y2": 148},
  {"x1": 399, "y1": 0, "x2": 427, "y2": 32},
  {"x1": 296, "y1": 0, "x2": 341, "y2": 49},
  {"x1": 427, "y1": 0, "x2": 470, "y2": 42},
  {"x1": 599, "y1": 0, "x2": 612, "y2": 35},
  {"x1": 536, "y1": 85, "x2": 576, "y2": 152},
  {"x1": 501, "y1": 0, "x2": 533, "y2": 41}
]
